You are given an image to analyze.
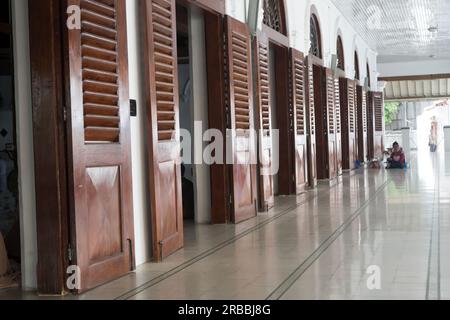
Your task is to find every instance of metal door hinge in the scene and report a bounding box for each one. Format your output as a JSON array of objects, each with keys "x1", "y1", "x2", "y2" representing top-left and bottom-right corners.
[
  {"x1": 67, "y1": 244, "x2": 73, "y2": 263},
  {"x1": 63, "y1": 107, "x2": 67, "y2": 122}
]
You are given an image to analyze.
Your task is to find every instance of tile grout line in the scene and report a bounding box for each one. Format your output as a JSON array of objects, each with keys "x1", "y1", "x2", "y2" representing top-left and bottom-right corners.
[
  {"x1": 114, "y1": 175, "x2": 353, "y2": 300},
  {"x1": 266, "y1": 177, "x2": 391, "y2": 300},
  {"x1": 426, "y1": 154, "x2": 440, "y2": 300}
]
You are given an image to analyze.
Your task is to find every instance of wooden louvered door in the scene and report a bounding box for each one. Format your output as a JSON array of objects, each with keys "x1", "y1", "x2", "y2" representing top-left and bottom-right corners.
[
  {"x1": 339, "y1": 78, "x2": 356, "y2": 170},
  {"x1": 367, "y1": 91, "x2": 375, "y2": 160},
  {"x1": 312, "y1": 64, "x2": 327, "y2": 180},
  {"x1": 373, "y1": 92, "x2": 385, "y2": 159},
  {"x1": 226, "y1": 16, "x2": 257, "y2": 223},
  {"x1": 66, "y1": 0, "x2": 134, "y2": 291},
  {"x1": 348, "y1": 80, "x2": 357, "y2": 169},
  {"x1": 290, "y1": 49, "x2": 308, "y2": 194},
  {"x1": 254, "y1": 34, "x2": 274, "y2": 211},
  {"x1": 356, "y1": 86, "x2": 368, "y2": 163},
  {"x1": 142, "y1": 0, "x2": 183, "y2": 260},
  {"x1": 334, "y1": 77, "x2": 343, "y2": 175},
  {"x1": 305, "y1": 57, "x2": 317, "y2": 187},
  {"x1": 325, "y1": 69, "x2": 337, "y2": 179}
]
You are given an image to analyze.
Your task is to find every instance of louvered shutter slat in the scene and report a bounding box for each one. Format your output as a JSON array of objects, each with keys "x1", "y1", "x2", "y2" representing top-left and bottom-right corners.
[
  {"x1": 80, "y1": 0, "x2": 121, "y2": 143},
  {"x1": 335, "y1": 78, "x2": 341, "y2": 134},
  {"x1": 327, "y1": 74, "x2": 335, "y2": 135}
]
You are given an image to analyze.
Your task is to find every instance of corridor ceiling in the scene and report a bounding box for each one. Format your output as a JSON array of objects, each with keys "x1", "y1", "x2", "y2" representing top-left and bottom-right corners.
[
  {"x1": 382, "y1": 76, "x2": 450, "y2": 101},
  {"x1": 331, "y1": 0, "x2": 450, "y2": 63}
]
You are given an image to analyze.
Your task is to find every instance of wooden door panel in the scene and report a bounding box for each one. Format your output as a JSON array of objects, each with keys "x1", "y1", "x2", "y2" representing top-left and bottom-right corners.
[
  {"x1": 325, "y1": 69, "x2": 337, "y2": 179},
  {"x1": 226, "y1": 16, "x2": 257, "y2": 223},
  {"x1": 290, "y1": 48, "x2": 308, "y2": 193},
  {"x1": 254, "y1": 34, "x2": 274, "y2": 210},
  {"x1": 142, "y1": 0, "x2": 184, "y2": 260},
  {"x1": 334, "y1": 77, "x2": 343, "y2": 175},
  {"x1": 312, "y1": 64, "x2": 326, "y2": 180},
  {"x1": 306, "y1": 57, "x2": 317, "y2": 187},
  {"x1": 367, "y1": 91, "x2": 375, "y2": 160},
  {"x1": 339, "y1": 78, "x2": 357, "y2": 170},
  {"x1": 66, "y1": 0, "x2": 134, "y2": 291},
  {"x1": 373, "y1": 92, "x2": 385, "y2": 159},
  {"x1": 86, "y1": 166, "x2": 122, "y2": 263},
  {"x1": 348, "y1": 80, "x2": 357, "y2": 169},
  {"x1": 356, "y1": 85, "x2": 368, "y2": 162}
]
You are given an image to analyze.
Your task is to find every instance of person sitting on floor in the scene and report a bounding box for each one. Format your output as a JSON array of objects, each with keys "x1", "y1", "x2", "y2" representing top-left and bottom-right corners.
[{"x1": 386, "y1": 142, "x2": 406, "y2": 169}]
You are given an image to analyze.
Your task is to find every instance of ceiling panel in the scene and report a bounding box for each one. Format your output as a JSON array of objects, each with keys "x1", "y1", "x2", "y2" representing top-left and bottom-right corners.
[
  {"x1": 384, "y1": 77, "x2": 450, "y2": 100},
  {"x1": 332, "y1": 0, "x2": 450, "y2": 62}
]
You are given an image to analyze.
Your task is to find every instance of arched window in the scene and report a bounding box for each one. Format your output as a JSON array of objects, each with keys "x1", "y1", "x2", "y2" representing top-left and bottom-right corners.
[
  {"x1": 336, "y1": 36, "x2": 345, "y2": 70},
  {"x1": 366, "y1": 63, "x2": 371, "y2": 87},
  {"x1": 263, "y1": 0, "x2": 287, "y2": 35},
  {"x1": 310, "y1": 14, "x2": 322, "y2": 58},
  {"x1": 354, "y1": 51, "x2": 360, "y2": 80}
]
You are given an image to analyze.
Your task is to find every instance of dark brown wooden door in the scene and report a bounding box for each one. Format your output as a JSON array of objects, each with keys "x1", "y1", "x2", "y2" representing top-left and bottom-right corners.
[
  {"x1": 254, "y1": 34, "x2": 274, "y2": 211},
  {"x1": 339, "y1": 78, "x2": 357, "y2": 170},
  {"x1": 290, "y1": 48, "x2": 308, "y2": 194},
  {"x1": 305, "y1": 56, "x2": 317, "y2": 187},
  {"x1": 312, "y1": 64, "x2": 326, "y2": 180},
  {"x1": 356, "y1": 86, "x2": 368, "y2": 162},
  {"x1": 334, "y1": 77, "x2": 343, "y2": 175},
  {"x1": 373, "y1": 92, "x2": 385, "y2": 159},
  {"x1": 226, "y1": 16, "x2": 257, "y2": 223},
  {"x1": 66, "y1": 0, "x2": 134, "y2": 291},
  {"x1": 348, "y1": 80, "x2": 357, "y2": 169},
  {"x1": 325, "y1": 69, "x2": 337, "y2": 179},
  {"x1": 142, "y1": 0, "x2": 184, "y2": 260},
  {"x1": 367, "y1": 91, "x2": 375, "y2": 160}
]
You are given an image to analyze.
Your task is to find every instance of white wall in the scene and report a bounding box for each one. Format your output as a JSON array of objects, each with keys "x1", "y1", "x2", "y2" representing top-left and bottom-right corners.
[
  {"x1": 227, "y1": 0, "x2": 379, "y2": 90},
  {"x1": 126, "y1": 0, "x2": 152, "y2": 266},
  {"x1": 378, "y1": 59, "x2": 450, "y2": 78},
  {"x1": 11, "y1": 0, "x2": 37, "y2": 290},
  {"x1": 288, "y1": 0, "x2": 378, "y2": 90}
]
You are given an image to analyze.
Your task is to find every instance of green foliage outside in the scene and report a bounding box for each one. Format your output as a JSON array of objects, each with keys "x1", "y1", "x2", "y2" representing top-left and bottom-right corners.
[{"x1": 384, "y1": 102, "x2": 400, "y2": 126}]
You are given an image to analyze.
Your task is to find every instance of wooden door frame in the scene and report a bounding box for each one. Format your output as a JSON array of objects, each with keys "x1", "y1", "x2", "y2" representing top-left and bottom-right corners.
[
  {"x1": 367, "y1": 91, "x2": 375, "y2": 160},
  {"x1": 176, "y1": 0, "x2": 225, "y2": 15},
  {"x1": 356, "y1": 85, "x2": 368, "y2": 162},
  {"x1": 268, "y1": 40, "x2": 294, "y2": 195},
  {"x1": 289, "y1": 48, "x2": 309, "y2": 194},
  {"x1": 309, "y1": 56, "x2": 329, "y2": 182},
  {"x1": 28, "y1": 0, "x2": 70, "y2": 295},
  {"x1": 203, "y1": 8, "x2": 229, "y2": 223},
  {"x1": 312, "y1": 63, "x2": 328, "y2": 180},
  {"x1": 256, "y1": 18, "x2": 292, "y2": 196}
]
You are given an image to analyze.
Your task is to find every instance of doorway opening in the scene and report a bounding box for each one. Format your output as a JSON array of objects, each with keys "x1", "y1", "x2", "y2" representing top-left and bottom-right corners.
[
  {"x1": 176, "y1": 3, "x2": 213, "y2": 225},
  {"x1": 268, "y1": 43, "x2": 293, "y2": 196},
  {"x1": 268, "y1": 44, "x2": 279, "y2": 196},
  {"x1": 177, "y1": 4, "x2": 196, "y2": 223},
  {"x1": 0, "y1": 0, "x2": 21, "y2": 290}
]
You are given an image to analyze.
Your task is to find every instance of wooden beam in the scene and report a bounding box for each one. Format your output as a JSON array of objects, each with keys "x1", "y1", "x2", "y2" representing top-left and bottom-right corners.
[
  {"x1": 379, "y1": 74, "x2": 450, "y2": 82},
  {"x1": 261, "y1": 24, "x2": 289, "y2": 48},
  {"x1": 385, "y1": 95, "x2": 450, "y2": 102}
]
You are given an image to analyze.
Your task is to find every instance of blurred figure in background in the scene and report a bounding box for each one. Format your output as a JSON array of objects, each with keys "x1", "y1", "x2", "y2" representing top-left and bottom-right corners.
[
  {"x1": 429, "y1": 117, "x2": 438, "y2": 153},
  {"x1": 386, "y1": 142, "x2": 406, "y2": 169}
]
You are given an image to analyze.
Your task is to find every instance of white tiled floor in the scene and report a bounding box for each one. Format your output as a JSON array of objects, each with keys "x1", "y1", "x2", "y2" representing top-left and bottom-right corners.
[{"x1": 2, "y1": 151, "x2": 450, "y2": 300}]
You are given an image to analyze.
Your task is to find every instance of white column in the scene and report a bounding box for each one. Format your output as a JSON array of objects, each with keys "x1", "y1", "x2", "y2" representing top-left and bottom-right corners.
[
  {"x1": 12, "y1": 0, "x2": 37, "y2": 290},
  {"x1": 402, "y1": 127, "x2": 411, "y2": 163},
  {"x1": 126, "y1": 0, "x2": 152, "y2": 266},
  {"x1": 189, "y1": 7, "x2": 211, "y2": 224},
  {"x1": 444, "y1": 126, "x2": 450, "y2": 152}
]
